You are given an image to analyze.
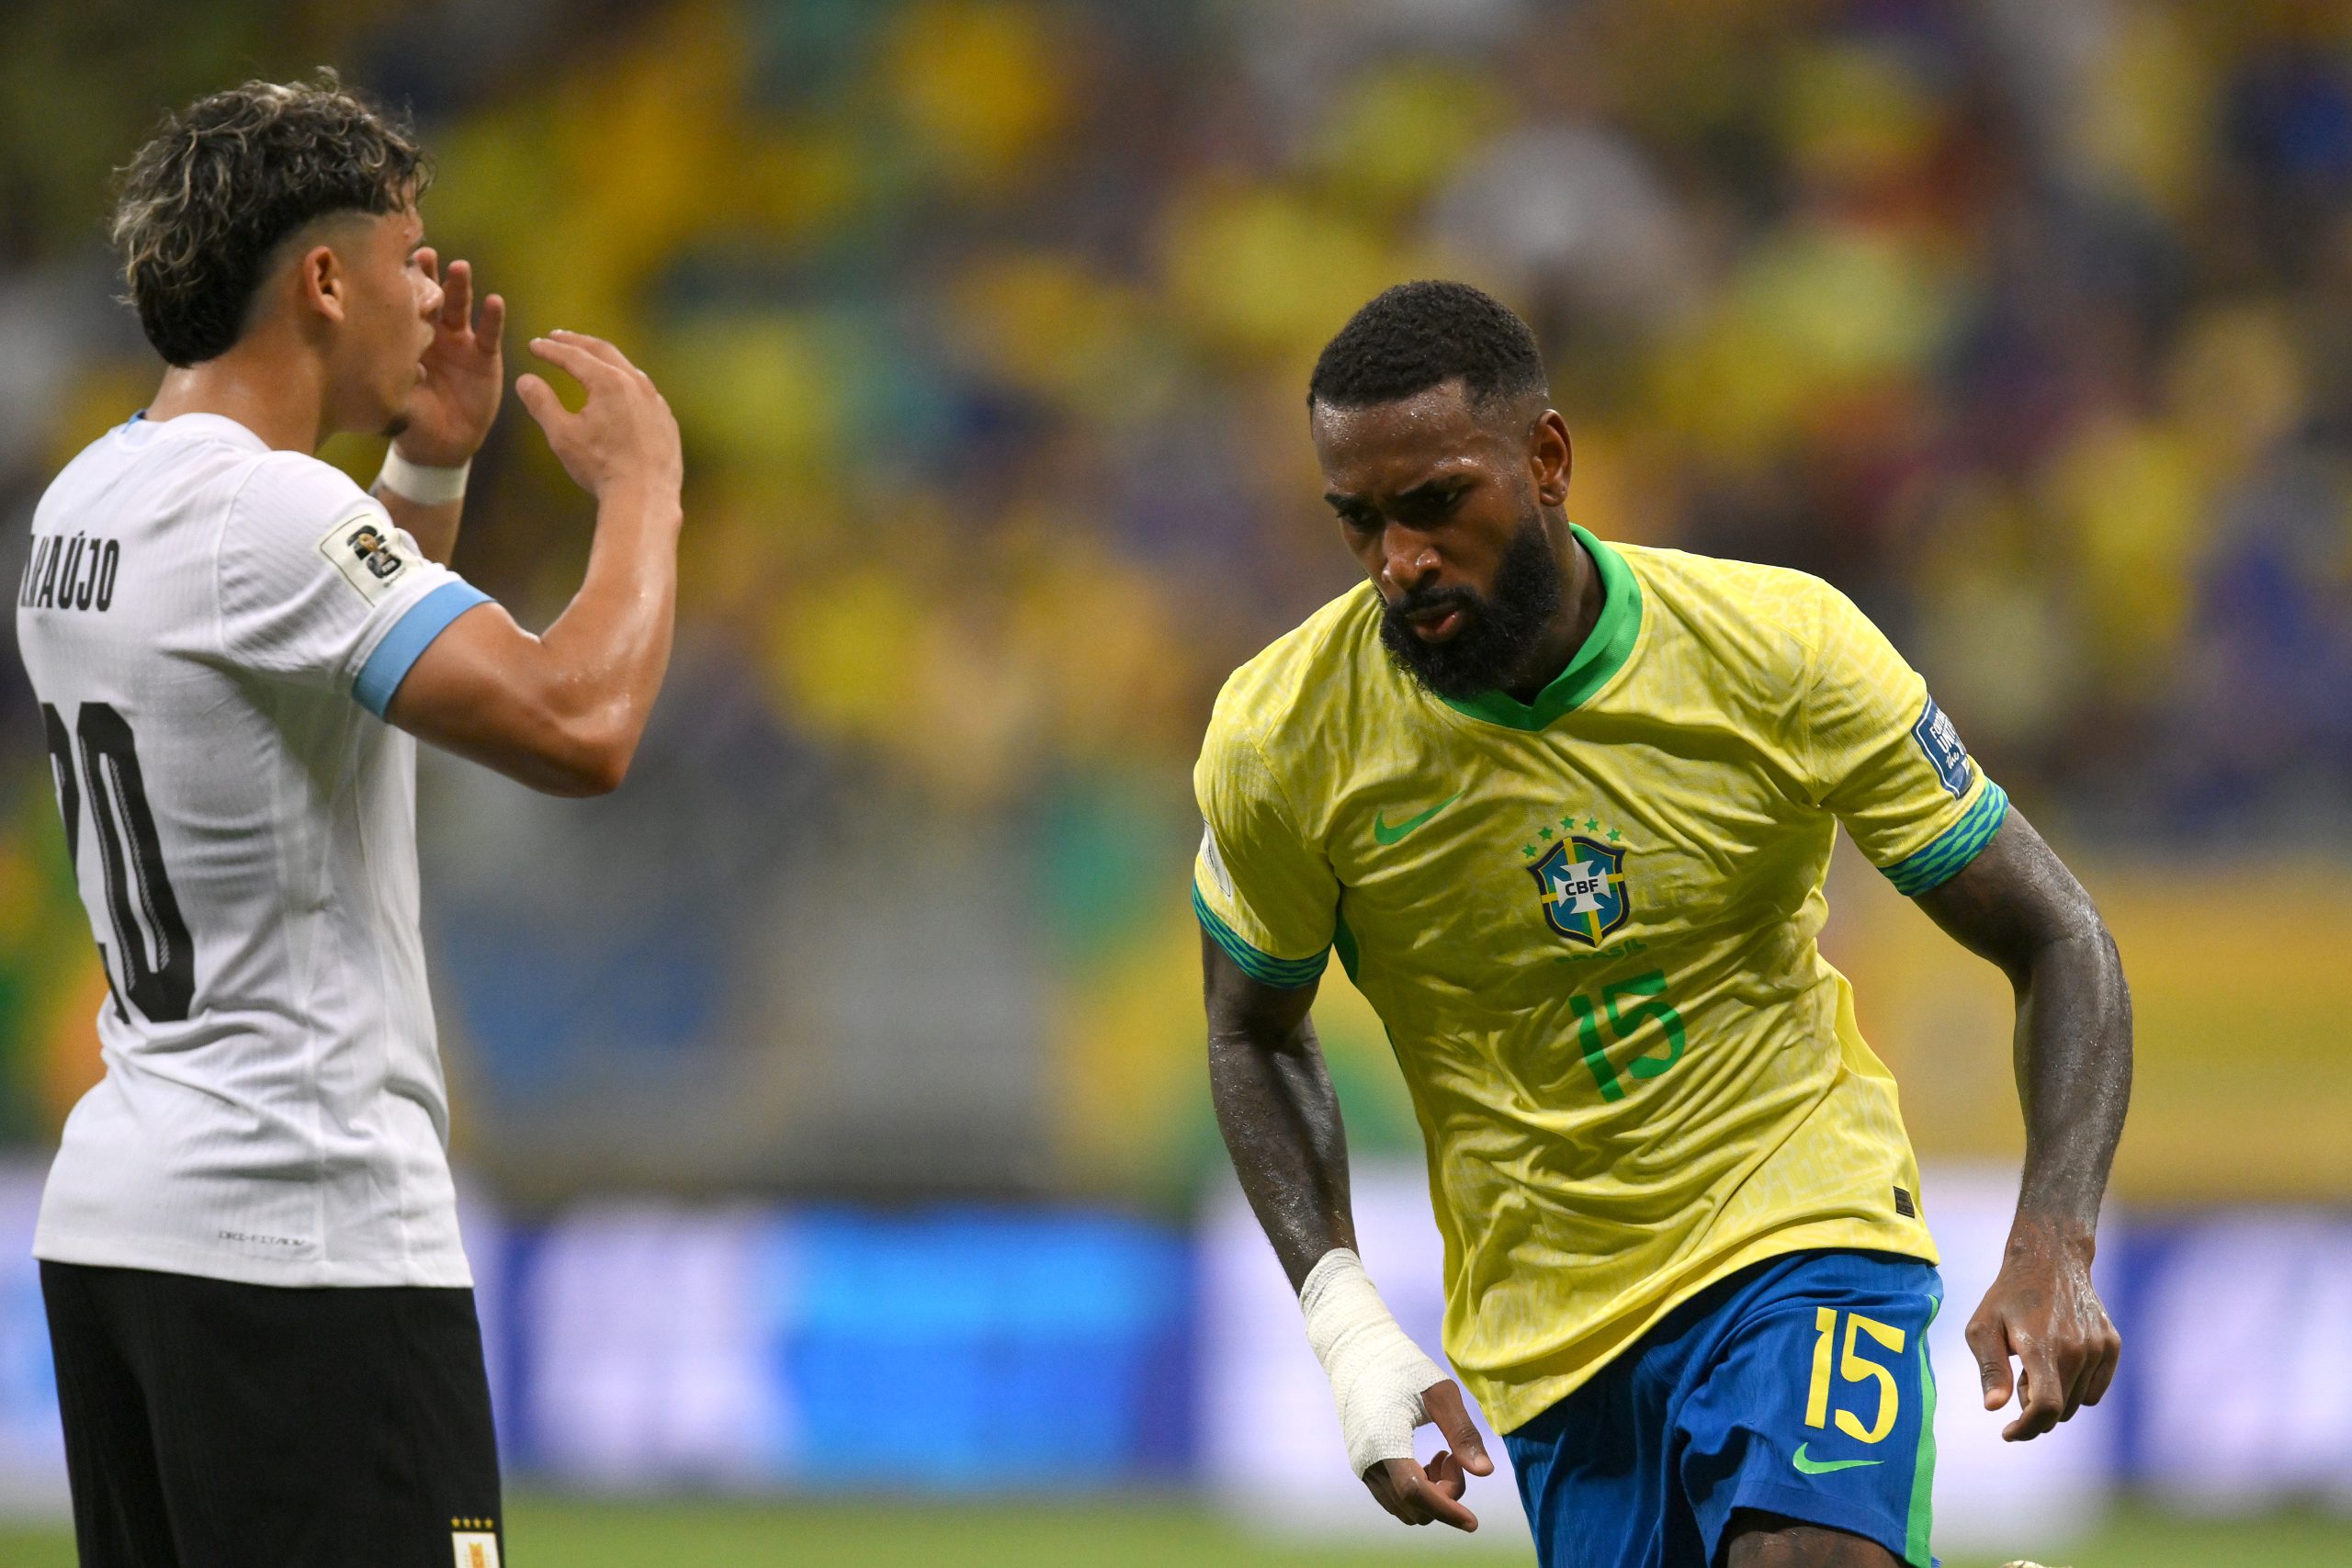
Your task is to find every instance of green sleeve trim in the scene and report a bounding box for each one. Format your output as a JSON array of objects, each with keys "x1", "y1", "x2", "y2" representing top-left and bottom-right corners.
[
  {"x1": 1881, "y1": 779, "x2": 2008, "y2": 897},
  {"x1": 1905, "y1": 1294, "x2": 1941, "y2": 1566},
  {"x1": 1192, "y1": 885, "x2": 1329, "y2": 988}
]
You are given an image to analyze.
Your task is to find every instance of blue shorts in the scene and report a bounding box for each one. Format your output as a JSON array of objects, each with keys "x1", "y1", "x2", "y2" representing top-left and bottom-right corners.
[{"x1": 1505, "y1": 1248, "x2": 1941, "y2": 1568}]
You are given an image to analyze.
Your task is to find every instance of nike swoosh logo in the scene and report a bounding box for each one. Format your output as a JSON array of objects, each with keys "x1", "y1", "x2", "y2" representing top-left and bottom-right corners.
[
  {"x1": 1792, "y1": 1443, "x2": 1883, "y2": 1475},
  {"x1": 1373, "y1": 791, "x2": 1465, "y2": 846}
]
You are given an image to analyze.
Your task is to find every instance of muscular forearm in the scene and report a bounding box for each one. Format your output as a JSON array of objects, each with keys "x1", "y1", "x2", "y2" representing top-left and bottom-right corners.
[
  {"x1": 1199, "y1": 936, "x2": 1487, "y2": 1519},
  {"x1": 386, "y1": 482, "x2": 682, "y2": 796},
  {"x1": 2010, "y1": 923, "x2": 2132, "y2": 1237},
  {"x1": 1207, "y1": 984, "x2": 1354, "y2": 1288},
  {"x1": 1916, "y1": 810, "x2": 2133, "y2": 1237},
  {"x1": 1918, "y1": 810, "x2": 2131, "y2": 1438},
  {"x1": 530, "y1": 484, "x2": 683, "y2": 761}
]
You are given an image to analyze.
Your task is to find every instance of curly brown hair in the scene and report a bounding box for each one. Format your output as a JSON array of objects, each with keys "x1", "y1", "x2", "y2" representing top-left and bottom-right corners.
[{"x1": 110, "y1": 72, "x2": 432, "y2": 367}]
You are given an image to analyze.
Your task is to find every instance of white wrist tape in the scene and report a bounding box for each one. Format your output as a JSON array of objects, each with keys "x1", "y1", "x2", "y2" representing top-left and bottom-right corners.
[
  {"x1": 377, "y1": 448, "x2": 471, "y2": 505},
  {"x1": 1299, "y1": 1247, "x2": 1448, "y2": 1477}
]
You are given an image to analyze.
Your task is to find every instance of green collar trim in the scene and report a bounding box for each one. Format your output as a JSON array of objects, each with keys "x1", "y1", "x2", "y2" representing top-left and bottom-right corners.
[{"x1": 1439, "y1": 525, "x2": 1643, "y2": 731}]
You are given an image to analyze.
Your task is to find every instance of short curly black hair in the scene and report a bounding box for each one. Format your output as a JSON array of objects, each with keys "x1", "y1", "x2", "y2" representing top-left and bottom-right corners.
[
  {"x1": 1307, "y1": 280, "x2": 1547, "y2": 412},
  {"x1": 111, "y1": 72, "x2": 429, "y2": 367}
]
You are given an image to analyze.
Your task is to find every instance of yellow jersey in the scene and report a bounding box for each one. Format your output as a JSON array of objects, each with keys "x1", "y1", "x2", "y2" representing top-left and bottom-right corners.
[{"x1": 1191, "y1": 526, "x2": 2006, "y2": 1432}]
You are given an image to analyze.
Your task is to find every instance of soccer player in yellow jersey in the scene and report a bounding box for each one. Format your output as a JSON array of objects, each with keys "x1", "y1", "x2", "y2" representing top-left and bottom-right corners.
[{"x1": 1195, "y1": 283, "x2": 2131, "y2": 1568}]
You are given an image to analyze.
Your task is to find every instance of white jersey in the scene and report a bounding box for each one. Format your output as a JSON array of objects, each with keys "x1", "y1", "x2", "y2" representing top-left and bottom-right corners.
[{"x1": 14, "y1": 412, "x2": 489, "y2": 1288}]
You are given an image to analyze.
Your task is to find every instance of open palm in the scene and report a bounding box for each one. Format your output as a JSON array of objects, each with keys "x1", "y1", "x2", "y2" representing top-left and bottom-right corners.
[{"x1": 399, "y1": 253, "x2": 504, "y2": 468}]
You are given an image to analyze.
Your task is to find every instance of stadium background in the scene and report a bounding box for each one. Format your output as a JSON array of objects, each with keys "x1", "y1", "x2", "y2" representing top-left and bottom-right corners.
[{"x1": 2, "y1": 0, "x2": 2349, "y2": 1562}]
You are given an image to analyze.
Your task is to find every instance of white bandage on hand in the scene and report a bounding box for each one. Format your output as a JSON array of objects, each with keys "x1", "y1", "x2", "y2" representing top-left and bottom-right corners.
[{"x1": 1299, "y1": 1247, "x2": 1450, "y2": 1477}]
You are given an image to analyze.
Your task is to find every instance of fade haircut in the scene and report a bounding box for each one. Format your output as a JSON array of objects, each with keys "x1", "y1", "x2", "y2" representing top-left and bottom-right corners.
[
  {"x1": 110, "y1": 72, "x2": 430, "y2": 367},
  {"x1": 1308, "y1": 280, "x2": 1548, "y2": 412}
]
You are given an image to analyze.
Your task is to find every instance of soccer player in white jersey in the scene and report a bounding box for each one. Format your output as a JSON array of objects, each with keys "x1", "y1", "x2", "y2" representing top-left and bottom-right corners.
[{"x1": 13, "y1": 75, "x2": 683, "y2": 1566}]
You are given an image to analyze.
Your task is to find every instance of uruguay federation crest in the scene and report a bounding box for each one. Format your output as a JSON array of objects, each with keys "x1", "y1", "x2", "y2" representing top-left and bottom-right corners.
[{"x1": 1531, "y1": 836, "x2": 1631, "y2": 946}]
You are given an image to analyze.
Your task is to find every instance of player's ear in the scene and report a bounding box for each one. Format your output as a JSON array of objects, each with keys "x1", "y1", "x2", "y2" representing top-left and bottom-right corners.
[
  {"x1": 294, "y1": 241, "x2": 347, "y2": 327},
  {"x1": 1531, "y1": 408, "x2": 1571, "y2": 508}
]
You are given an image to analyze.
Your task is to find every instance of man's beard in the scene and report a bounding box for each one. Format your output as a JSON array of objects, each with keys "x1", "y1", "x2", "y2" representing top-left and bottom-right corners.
[{"x1": 1378, "y1": 514, "x2": 1563, "y2": 701}]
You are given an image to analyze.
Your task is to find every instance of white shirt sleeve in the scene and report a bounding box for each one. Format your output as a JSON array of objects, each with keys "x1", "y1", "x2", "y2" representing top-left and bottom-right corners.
[{"x1": 216, "y1": 453, "x2": 489, "y2": 716}]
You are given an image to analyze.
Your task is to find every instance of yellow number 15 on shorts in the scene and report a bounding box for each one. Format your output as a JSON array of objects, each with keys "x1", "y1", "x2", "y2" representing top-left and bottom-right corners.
[{"x1": 1504, "y1": 1249, "x2": 1942, "y2": 1568}]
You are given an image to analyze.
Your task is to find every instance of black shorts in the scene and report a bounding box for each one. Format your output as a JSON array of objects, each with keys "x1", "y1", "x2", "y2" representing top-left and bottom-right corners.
[{"x1": 40, "y1": 1259, "x2": 503, "y2": 1568}]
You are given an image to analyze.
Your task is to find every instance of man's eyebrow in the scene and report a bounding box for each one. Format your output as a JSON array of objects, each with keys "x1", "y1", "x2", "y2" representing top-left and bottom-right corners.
[{"x1": 1323, "y1": 471, "x2": 1472, "y2": 510}]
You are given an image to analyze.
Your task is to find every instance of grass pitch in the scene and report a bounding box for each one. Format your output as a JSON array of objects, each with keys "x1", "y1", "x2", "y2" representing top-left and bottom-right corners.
[{"x1": 0, "y1": 1495, "x2": 2343, "y2": 1564}]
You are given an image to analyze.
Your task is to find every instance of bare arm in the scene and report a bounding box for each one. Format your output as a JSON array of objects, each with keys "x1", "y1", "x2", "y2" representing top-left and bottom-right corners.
[
  {"x1": 387, "y1": 331, "x2": 684, "y2": 797},
  {"x1": 1912, "y1": 807, "x2": 2132, "y2": 1439},
  {"x1": 1203, "y1": 932, "x2": 1491, "y2": 1529},
  {"x1": 1204, "y1": 931, "x2": 1351, "y2": 1288}
]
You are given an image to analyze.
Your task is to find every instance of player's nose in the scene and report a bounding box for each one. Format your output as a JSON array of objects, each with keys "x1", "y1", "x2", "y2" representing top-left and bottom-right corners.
[{"x1": 1379, "y1": 524, "x2": 1441, "y2": 591}]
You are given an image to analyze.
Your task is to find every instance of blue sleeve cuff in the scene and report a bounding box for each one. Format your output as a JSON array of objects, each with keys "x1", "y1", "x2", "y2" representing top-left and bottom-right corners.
[
  {"x1": 1880, "y1": 779, "x2": 2009, "y2": 897},
  {"x1": 354, "y1": 581, "x2": 492, "y2": 716},
  {"x1": 1192, "y1": 884, "x2": 1329, "y2": 988}
]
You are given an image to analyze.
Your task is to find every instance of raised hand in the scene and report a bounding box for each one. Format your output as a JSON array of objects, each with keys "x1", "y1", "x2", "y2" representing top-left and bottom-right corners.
[
  {"x1": 1964, "y1": 1216, "x2": 2121, "y2": 1441},
  {"x1": 397, "y1": 252, "x2": 504, "y2": 468},
  {"x1": 1363, "y1": 1379, "x2": 1495, "y2": 1530},
  {"x1": 514, "y1": 331, "x2": 683, "y2": 506}
]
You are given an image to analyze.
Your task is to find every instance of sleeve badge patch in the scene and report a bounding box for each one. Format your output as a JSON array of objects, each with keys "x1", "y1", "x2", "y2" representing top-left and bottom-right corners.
[
  {"x1": 1911, "y1": 696, "x2": 1973, "y2": 798},
  {"x1": 318, "y1": 509, "x2": 418, "y2": 606},
  {"x1": 451, "y1": 1526, "x2": 502, "y2": 1567}
]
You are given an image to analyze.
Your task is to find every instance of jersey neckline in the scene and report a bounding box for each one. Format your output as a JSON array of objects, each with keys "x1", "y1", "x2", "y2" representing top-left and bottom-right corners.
[
  {"x1": 1436, "y1": 524, "x2": 1644, "y2": 731},
  {"x1": 125, "y1": 411, "x2": 270, "y2": 453}
]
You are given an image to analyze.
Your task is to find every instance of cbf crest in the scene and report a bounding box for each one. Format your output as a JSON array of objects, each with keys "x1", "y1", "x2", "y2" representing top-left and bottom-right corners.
[{"x1": 1530, "y1": 836, "x2": 1631, "y2": 946}]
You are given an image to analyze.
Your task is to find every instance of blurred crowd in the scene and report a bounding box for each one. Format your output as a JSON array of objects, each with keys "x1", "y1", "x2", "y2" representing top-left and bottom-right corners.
[{"x1": 5, "y1": 0, "x2": 2351, "y2": 1184}]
